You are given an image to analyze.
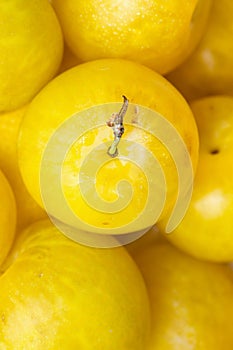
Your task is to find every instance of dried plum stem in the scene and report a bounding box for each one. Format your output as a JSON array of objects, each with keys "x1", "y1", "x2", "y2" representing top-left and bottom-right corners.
[{"x1": 107, "y1": 95, "x2": 129, "y2": 157}]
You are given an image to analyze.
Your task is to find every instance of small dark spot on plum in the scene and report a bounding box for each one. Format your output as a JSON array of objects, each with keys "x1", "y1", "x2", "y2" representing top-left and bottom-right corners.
[
  {"x1": 102, "y1": 222, "x2": 109, "y2": 226},
  {"x1": 210, "y1": 149, "x2": 219, "y2": 155}
]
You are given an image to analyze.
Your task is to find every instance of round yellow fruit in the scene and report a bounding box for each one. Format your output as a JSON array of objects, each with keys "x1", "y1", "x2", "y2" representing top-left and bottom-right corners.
[
  {"x1": 0, "y1": 0, "x2": 63, "y2": 112},
  {"x1": 0, "y1": 169, "x2": 16, "y2": 266},
  {"x1": 18, "y1": 59, "x2": 199, "y2": 241},
  {"x1": 167, "y1": 0, "x2": 233, "y2": 100},
  {"x1": 0, "y1": 219, "x2": 150, "y2": 349},
  {"x1": 164, "y1": 96, "x2": 233, "y2": 262},
  {"x1": 0, "y1": 106, "x2": 47, "y2": 231},
  {"x1": 51, "y1": 0, "x2": 211, "y2": 75},
  {"x1": 135, "y1": 242, "x2": 233, "y2": 349}
]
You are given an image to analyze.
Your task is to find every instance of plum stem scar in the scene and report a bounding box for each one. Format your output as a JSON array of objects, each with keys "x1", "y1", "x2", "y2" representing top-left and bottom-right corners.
[{"x1": 107, "y1": 95, "x2": 129, "y2": 157}]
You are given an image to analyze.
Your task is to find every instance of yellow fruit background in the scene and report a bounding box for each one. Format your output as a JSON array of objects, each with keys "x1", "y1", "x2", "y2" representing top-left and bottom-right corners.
[
  {"x1": 51, "y1": 0, "x2": 211, "y2": 74},
  {"x1": 0, "y1": 106, "x2": 47, "y2": 231},
  {"x1": 0, "y1": 169, "x2": 16, "y2": 266},
  {"x1": 0, "y1": 220, "x2": 150, "y2": 350},
  {"x1": 0, "y1": 0, "x2": 63, "y2": 112},
  {"x1": 0, "y1": 0, "x2": 233, "y2": 349},
  {"x1": 163, "y1": 95, "x2": 233, "y2": 262},
  {"x1": 167, "y1": 0, "x2": 233, "y2": 100},
  {"x1": 135, "y1": 241, "x2": 233, "y2": 349}
]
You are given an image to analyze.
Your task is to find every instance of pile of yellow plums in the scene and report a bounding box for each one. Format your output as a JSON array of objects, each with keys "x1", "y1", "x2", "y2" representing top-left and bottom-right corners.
[{"x1": 0, "y1": 0, "x2": 233, "y2": 349}]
